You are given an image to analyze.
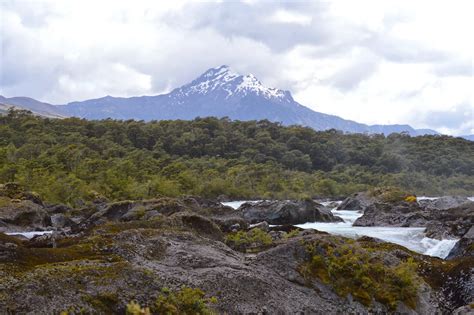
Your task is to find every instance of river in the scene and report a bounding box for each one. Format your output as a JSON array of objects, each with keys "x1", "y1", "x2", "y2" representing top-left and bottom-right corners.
[{"x1": 222, "y1": 200, "x2": 459, "y2": 259}]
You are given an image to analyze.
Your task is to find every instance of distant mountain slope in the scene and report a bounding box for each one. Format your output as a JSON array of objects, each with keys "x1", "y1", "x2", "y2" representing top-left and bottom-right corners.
[
  {"x1": 460, "y1": 134, "x2": 474, "y2": 141},
  {"x1": 1, "y1": 66, "x2": 439, "y2": 136},
  {"x1": 0, "y1": 96, "x2": 67, "y2": 118},
  {"x1": 61, "y1": 66, "x2": 438, "y2": 136}
]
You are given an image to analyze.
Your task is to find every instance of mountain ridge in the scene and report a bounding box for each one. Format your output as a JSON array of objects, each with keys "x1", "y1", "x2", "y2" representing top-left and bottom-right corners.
[
  {"x1": 0, "y1": 65, "x2": 441, "y2": 136},
  {"x1": 0, "y1": 95, "x2": 67, "y2": 118}
]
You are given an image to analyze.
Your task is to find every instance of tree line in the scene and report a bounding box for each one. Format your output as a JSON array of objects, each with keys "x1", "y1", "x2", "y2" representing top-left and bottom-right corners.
[{"x1": 1, "y1": 109, "x2": 473, "y2": 206}]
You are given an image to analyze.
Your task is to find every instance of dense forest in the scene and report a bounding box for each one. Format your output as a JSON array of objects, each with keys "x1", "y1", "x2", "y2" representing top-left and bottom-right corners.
[{"x1": 0, "y1": 109, "x2": 473, "y2": 206}]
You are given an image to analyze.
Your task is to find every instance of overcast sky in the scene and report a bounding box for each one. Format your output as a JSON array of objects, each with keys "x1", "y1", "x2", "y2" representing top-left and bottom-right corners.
[{"x1": 1, "y1": 0, "x2": 472, "y2": 135}]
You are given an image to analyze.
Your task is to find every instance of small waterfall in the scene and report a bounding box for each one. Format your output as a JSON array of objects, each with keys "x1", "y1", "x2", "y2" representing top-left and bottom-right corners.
[
  {"x1": 223, "y1": 200, "x2": 460, "y2": 259},
  {"x1": 422, "y1": 238, "x2": 459, "y2": 258}
]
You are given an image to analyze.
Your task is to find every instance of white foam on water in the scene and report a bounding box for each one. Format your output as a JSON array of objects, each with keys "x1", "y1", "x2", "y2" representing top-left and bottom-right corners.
[
  {"x1": 417, "y1": 196, "x2": 440, "y2": 201},
  {"x1": 422, "y1": 238, "x2": 459, "y2": 258},
  {"x1": 222, "y1": 200, "x2": 459, "y2": 258},
  {"x1": 221, "y1": 201, "x2": 247, "y2": 209},
  {"x1": 297, "y1": 209, "x2": 458, "y2": 258},
  {"x1": 6, "y1": 231, "x2": 53, "y2": 239},
  {"x1": 221, "y1": 200, "x2": 262, "y2": 209}
]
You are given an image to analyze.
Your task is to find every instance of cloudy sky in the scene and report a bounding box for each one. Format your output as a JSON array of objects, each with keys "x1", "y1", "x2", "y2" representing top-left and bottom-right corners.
[{"x1": 1, "y1": 0, "x2": 472, "y2": 135}]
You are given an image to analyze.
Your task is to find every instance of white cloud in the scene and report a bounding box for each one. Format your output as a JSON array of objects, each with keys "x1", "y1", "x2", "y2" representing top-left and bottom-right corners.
[
  {"x1": 0, "y1": 0, "x2": 472, "y2": 135},
  {"x1": 268, "y1": 9, "x2": 312, "y2": 26}
]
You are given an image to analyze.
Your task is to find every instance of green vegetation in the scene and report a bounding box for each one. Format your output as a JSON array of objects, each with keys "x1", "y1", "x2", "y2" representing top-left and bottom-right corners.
[
  {"x1": 283, "y1": 228, "x2": 301, "y2": 239},
  {"x1": 125, "y1": 287, "x2": 216, "y2": 315},
  {"x1": 1, "y1": 109, "x2": 473, "y2": 206},
  {"x1": 126, "y1": 301, "x2": 150, "y2": 315},
  {"x1": 368, "y1": 186, "x2": 410, "y2": 203},
  {"x1": 154, "y1": 287, "x2": 216, "y2": 315},
  {"x1": 225, "y1": 228, "x2": 273, "y2": 252},
  {"x1": 300, "y1": 238, "x2": 419, "y2": 310}
]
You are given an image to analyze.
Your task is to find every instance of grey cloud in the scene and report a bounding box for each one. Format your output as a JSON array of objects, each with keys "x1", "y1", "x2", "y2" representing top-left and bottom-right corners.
[
  {"x1": 367, "y1": 36, "x2": 450, "y2": 63},
  {"x1": 163, "y1": 2, "x2": 334, "y2": 52},
  {"x1": 433, "y1": 58, "x2": 472, "y2": 77},
  {"x1": 323, "y1": 59, "x2": 378, "y2": 91},
  {"x1": 419, "y1": 103, "x2": 473, "y2": 132}
]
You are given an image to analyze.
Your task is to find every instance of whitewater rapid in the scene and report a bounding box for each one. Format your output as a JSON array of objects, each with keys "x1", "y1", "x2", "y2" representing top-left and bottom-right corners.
[
  {"x1": 6, "y1": 231, "x2": 53, "y2": 239},
  {"x1": 222, "y1": 201, "x2": 459, "y2": 259}
]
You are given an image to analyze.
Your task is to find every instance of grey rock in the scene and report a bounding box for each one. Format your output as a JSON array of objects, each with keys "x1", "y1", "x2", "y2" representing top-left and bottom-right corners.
[
  {"x1": 447, "y1": 226, "x2": 474, "y2": 259},
  {"x1": 251, "y1": 221, "x2": 270, "y2": 232},
  {"x1": 0, "y1": 199, "x2": 51, "y2": 231},
  {"x1": 240, "y1": 199, "x2": 343, "y2": 225},
  {"x1": 452, "y1": 305, "x2": 474, "y2": 315},
  {"x1": 229, "y1": 223, "x2": 241, "y2": 232},
  {"x1": 337, "y1": 192, "x2": 375, "y2": 211},
  {"x1": 353, "y1": 202, "x2": 427, "y2": 227},
  {"x1": 50, "y1": 213, "x2": 74, "y2": 228},
  {"x1": 354, "y1": 202, "x2": 474, "y2": 241},
  {"x1": 420, "y1": 196, "x2": 472, "y2": 210}
]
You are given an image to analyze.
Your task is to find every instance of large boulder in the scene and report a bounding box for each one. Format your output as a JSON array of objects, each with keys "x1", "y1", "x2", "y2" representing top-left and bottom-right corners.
[
  {"x1": 447, "y1": 226, "x2": 474, "y2": 259},
  {"x1": 353, "y1": 202, "x2": 428, "y2": 227},
  {"x1": 424, "y1": 203, "x2": 474, "y2": 239},
  {"x1": 354, "y1": 201, "x2": 474, "y2": 240},
  {"x1": 0, "y1": 183, "x2": 43, "y2": 205},
  {"x1": 50, "y1": 213, "x2": 75, "y2": 229},
  {"x1": 338, "y1": 187, "x2": 418, "y2": 212},
  {"x1": 167, "y1": 212, "x2": 224, "y2": 242},
  {"x1": 82, "y1": 198, "x2": 188, "y2": 227},
  {"x1": 179, "y1": 196, "x2": 235, "y2": 216},
  {"x1": 179, "y1": 196, "x2": 248, "y2": 232},
  {"x1": 337, "y1": 192, "x2": 376, "y2": 211},
  {"x1": 0, "y1": 198, "x2": 51, "y2": 232},
  {"x1": 419, "y1": 196, "x2": 472, "y2": 210},
  {"x1": 240, "y1": 199, "x2": 343, "y2": 225}
]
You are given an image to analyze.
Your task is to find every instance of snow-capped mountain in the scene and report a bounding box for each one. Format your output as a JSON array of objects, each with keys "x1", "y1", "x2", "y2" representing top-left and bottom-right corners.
[
  {"x1": 2, "y1": 65, "x2": 439, "y2": 136},
  {"x1": 175, "y1": 65, "x2": 289, "y2": 101},
  {"x1": 62, "y1": 65, "x2": 437, "y2": 135}
]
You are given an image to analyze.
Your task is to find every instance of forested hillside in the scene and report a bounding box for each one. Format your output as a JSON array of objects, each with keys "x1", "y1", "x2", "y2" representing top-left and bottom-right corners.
[{"x1": 1, "y1": 109, "x2": 473, "y2": 206}]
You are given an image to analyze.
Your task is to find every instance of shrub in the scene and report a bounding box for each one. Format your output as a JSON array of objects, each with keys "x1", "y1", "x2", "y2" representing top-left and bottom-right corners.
[
  {"x1": 153, "y1": 287, "x2": 216, "y2": 315},
  {"x1": 300, "y1": 239, "x2": 419, "y2": 310},
  {"x1": 283, "y1": 229, "x2": 300, "y2": 239},
  {"x1": 404, "y1": 195, "x2": 417, "y2": 202},
  {"x1": 225, "y1": 228, "x2": 272, "y2": 252},
  {"x1": 369, "y1": 186, "x2": 410, "y2": 203},
  {"x1": 126, "y1": 301, "x2": 151, "y2": 315}
]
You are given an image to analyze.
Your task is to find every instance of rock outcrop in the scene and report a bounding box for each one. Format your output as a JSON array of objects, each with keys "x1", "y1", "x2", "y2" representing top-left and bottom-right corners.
[
  {"x1": 1, "y1": 186, "x2": 472, "y2": 314},
  {"x1": 240, "y1": 199, "x2": 343, "y2": 225},
  {"x1": 354, "y1": 202, "x2": 474, "y2": 240},
  {"x1": 0, "y1": 199, "x2": 51, "y2": 232},
  {"x1": 353, "y1": 201, "x2": 427, "y2": 227},
  {"x1": 419, "y1": 196, "x2": 472, "y2": 210},
  {"x1": 337, "y1": 192, "x2": 376, "y2": 211},
  {"x1": 2, "y1": 221, "x2": 467, "y2": 314},
  {"x1": 447, "y1": 226, "x2": 474, "y2": 259}
]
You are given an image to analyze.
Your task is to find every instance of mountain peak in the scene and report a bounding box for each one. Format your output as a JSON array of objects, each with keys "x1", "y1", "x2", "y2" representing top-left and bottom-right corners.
[
  {"x1": 174, "y1": 65, "x2": 289, "y2": 101},
  {"x1": 201, "y1": 65, "x2": 238, "y2": 80}
]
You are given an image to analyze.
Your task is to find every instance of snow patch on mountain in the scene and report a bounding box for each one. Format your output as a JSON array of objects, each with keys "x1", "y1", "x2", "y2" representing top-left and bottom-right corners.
[
  {"x1": 174, "y1": 65, "x2": 288, "y2": 101},
  {"x1": 236, "y1": 74, "x2": 287, "y2": 99}
]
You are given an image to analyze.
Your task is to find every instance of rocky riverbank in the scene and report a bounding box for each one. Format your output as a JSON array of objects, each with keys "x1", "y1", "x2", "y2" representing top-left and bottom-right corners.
[{"x1": 1, "y1": 184, "x2": 473, "y2": 314}]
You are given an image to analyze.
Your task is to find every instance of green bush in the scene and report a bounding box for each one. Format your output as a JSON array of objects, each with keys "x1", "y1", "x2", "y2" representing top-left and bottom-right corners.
[
  {"x1": 126, "y1": 301, "x2": 150, "y2": 315},
  {"x1": 153, "y1": 287, "x2": 216, "y2": 315},
  {"x1": 125, "y1": 287, "x2": 216, "y2": 315},
  {"x1": 368, "y1": 186, "x2": 410, "y2": 203},
  {"x1": 283, "y1": 229, "x2": 300, "y2": 239},
  {"x1": 225, "y1": 228, "x2": 273, "y2": 252},
  {"x1": 300, "y1": 239, "x2": 419, "y2": 310}
]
